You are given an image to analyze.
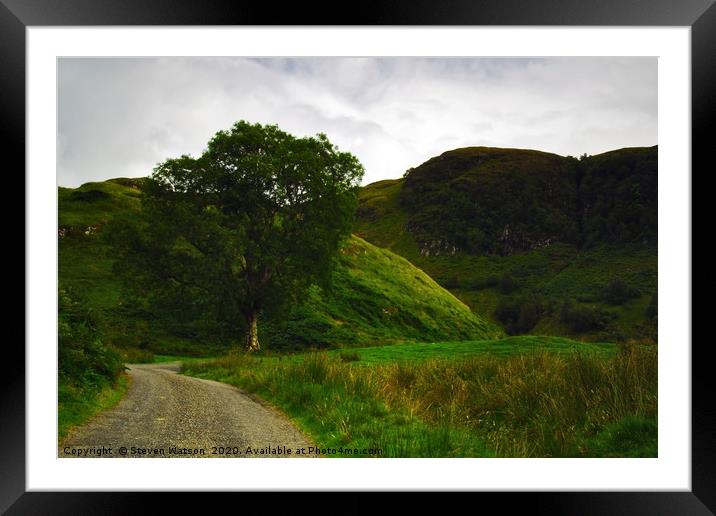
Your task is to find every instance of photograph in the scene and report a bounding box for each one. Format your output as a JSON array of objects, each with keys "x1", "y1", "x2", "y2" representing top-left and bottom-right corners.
[
  {"x1": 56, "y1": 56, "x2": 659, "y2": 459},
  {"x1": 5, "y1": 2, "x2": 707, "y2": 509}
]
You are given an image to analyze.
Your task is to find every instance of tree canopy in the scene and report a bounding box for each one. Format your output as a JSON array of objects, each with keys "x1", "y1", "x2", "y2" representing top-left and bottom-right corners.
[{"x1": 118, "y1": 121, "x2": 364, "y2": 351}]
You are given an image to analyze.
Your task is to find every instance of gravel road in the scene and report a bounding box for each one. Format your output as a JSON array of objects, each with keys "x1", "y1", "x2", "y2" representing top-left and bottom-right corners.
[{"x1": 59, "y1": 362, "x2": 315, "y2": 458}]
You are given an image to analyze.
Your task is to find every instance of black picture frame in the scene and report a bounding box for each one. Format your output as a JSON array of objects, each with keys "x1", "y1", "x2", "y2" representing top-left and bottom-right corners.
[{"x1": 5, "y1": 0, "x2": 710, "y2": 513}]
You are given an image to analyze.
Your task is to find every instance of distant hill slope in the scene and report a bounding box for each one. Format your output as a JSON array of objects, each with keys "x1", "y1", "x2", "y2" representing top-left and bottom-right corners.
[
  {"x1": 399, "y1": 147, "x2": 579, "y2": 255},
  {"x1": 355, "y1": 146, "x2": 657, "y2": 343},
  {"x1": 58, "y1": 179, "x2": 501, "y2": 355}
]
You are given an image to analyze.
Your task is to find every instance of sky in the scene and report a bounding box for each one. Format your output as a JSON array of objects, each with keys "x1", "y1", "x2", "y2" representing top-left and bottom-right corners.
[{"x1": 57, "y1": 57, "x2": 657, "y2": 187}]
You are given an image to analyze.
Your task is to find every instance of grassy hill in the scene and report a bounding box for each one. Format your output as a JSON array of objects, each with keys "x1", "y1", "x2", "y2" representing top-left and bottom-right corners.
[
  {"x1": 59, "y1": 179, "x2": 500, "y2": 356},
  {"x1": 263, "y1": 235, "x2": 501, "y2": 350},
  {"x1": 355, "y1": 146, "x2": 657, "y2": 342}
]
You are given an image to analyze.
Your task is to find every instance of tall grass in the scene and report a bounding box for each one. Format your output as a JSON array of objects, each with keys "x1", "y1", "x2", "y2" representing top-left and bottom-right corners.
[
  {"x1": 183, "y1": 344, "x2": 656, "y2": 457},
  {"x1": 376, "y1": 344, "x2": 656, "y2": 456}
]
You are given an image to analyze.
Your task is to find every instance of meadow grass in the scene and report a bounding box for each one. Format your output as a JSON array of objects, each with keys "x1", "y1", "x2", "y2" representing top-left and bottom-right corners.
[
  {"x1": 183, "y1": 341, "x2": 656, "y2": 457},
  {"x1": 327, "y1": 336, "x2": 615, "y2": 364},
  {"x1": 240, "y1": 336, "x2": 614, "y2": 365},
  {"x1": 183, "y1": 352, "x2": 492, "y2": 457}
]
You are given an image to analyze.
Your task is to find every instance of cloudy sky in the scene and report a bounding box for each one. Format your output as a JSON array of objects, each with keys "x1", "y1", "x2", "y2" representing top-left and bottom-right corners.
[{"x1": 58, "y1": 57, "x2": 656, "y2": 187}]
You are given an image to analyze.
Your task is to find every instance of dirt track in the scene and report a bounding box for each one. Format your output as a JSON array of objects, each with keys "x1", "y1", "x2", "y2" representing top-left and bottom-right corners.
[{"x1": 59, "y1": 362, "x2": 315, "y2": 458}]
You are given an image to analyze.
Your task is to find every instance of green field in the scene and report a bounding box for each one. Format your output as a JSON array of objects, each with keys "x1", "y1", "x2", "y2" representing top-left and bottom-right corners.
[
  {"x1": 240, "y1": 336, "x2": 616, "y2": 365},
  {"x1": 327, "y1": 336, "x2": 615, "y2": 363}
]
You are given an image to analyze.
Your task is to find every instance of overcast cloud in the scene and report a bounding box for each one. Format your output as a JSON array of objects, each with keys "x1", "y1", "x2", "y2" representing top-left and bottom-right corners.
[{"x1": 58, "y1": 57, "x2": 656, "y2": 187}]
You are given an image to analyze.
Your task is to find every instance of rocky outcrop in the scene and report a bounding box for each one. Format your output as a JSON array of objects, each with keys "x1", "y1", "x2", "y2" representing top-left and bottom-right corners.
[
  {"x1": 419, "y1": 239, "x2": 458, "y2": 257},
  {"x1": 499, "y1": 224, "x2": 554, "y2": 256},
  {"x1": 58, "y1": 224, "x2": 102, "y2": 239}
]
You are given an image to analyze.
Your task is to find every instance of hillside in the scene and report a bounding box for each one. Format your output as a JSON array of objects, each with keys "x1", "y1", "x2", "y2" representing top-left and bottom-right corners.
[
  {"x1": 400, "y1": 147, "x2": 579, "y2": 255},
  {"x1": 59, "y1": 179, "x2": 500, "y2": 355},
  {"x1": 355, "y1": 146, "x2": 658, "y2": 342}
]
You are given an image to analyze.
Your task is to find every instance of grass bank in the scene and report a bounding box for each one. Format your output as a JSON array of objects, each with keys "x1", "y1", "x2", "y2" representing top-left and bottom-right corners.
[
  {"x1": 182, "y1": 340, "x2": 657, "y2": 457},
  {"x1": 58, "y1": 372, "x2": 130, "y2": 441}
]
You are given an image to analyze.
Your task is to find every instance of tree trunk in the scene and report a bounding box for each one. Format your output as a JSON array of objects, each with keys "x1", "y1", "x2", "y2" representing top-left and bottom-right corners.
[{"x1": 244, "y1": 311, "x2": 260, "y2": 352}]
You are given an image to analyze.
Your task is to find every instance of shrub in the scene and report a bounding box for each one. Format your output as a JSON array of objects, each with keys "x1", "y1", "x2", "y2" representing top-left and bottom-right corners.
[
  {"x1": 464, "y1": 276, "x2": 499, "y2": 290},
  {"x1": 603, "y1": 278, "x2": 640, "y2": 305},
  {"x1": 499, "y1": 273, "x2": 517, "y2": 294},
  {"x1": 560, "y1": 299, "x2": 610, "y2": 333},
  {"x1": 516, "y1": 302, "x2": 539, "y2": 334},
  {"x1": 442, "y1": 276, "x2": 461, "y2": 289},
  {"x1": 339, "y1": 351, "x2": 361, "y2": 362},
  {"x1": 495, "y1": 296, "x2": 542, "y2": 335},
  {"x1": 58, "y1": 287, "x2": 123, "y2": 388}
]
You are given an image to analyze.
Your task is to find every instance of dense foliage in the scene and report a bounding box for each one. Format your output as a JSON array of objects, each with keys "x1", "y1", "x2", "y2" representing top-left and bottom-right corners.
[
  {"x1": 400, "y1": 147, "x2": 580, "y2": 255},
  {"x1": 398, "y1": 146, "x2": 657, "y2": 255},
  {"x1": 494, "y1": 295, "x2": 543, "y2": 335},
  {"x1": 578, "y1": 147, "x2": 657, "y2": 247},
  {"x1": 58, "y1": 288, "x2": 123, "y2": 388},
  {"x1": 603, "y1": 278, "x2": 641, "y2": 305},
  {"x1": 58, "y1": 287, "x2": 125, "y2": 437},
  {"x1": 559, "y1": 299, "x2": 613, "y2": 333}
]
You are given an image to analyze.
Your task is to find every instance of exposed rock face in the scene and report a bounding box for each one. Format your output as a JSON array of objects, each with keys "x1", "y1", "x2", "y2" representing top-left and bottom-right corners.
[
  {"x1": 404, "y1": 222, "x2": 459, "y2": 257},
  {"x1": 419, "y1": 239, "x2": 458, "y2": 257},
  {"x1": 107, "y1": 177, "x2": 147, "y2": 190},
  {"x1": 58, "y1": 225, "x2": 102, "y2": 238},
  {"x1": 499, "y1": 224, "x2": 554, "y2": 256}
]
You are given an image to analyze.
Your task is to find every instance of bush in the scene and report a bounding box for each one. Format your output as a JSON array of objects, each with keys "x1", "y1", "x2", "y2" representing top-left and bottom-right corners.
[
  {"x1": 560, "y1": 299, "x2": 610, "y2": 333},
  {"x1": 58, "y1": 288, "x2": 123, "y2": 388},
  {"x1": 339, "y1": 351, "x2": 361, "y2": 362},
  {"x1": 442, "y1": 276, "x2": 461, "y2": 289},
  {"x1": 516, "y1": 302, "x2": 539, "y2": 334},
  {"x1": 464, "y1": 276, "x2": 499, "y2": 290},
  {"x1": 603, "y1": 278, "x2": 640, "y2": 305},
  {"x1": 499, "y1": 273, "x2": 517, "y2": 294},
  {"x1": 495, "y1": 296, "x2": 542, "y2": 335}
]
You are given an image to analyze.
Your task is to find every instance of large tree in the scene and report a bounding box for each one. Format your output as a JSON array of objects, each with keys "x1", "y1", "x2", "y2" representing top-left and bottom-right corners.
[{"x1": 123, "y1": 121, "x2": 364, "y2": 351}]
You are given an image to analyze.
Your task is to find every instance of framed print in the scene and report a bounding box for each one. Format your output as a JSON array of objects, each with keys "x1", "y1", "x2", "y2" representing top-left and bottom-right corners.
[{"x1": 5, "y1": 0, "x2": 712, "y2": 512}]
